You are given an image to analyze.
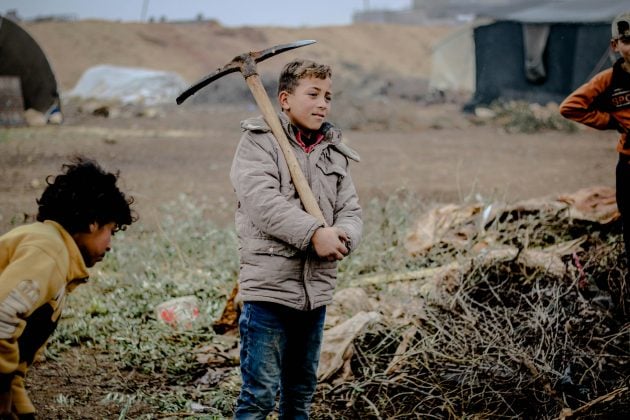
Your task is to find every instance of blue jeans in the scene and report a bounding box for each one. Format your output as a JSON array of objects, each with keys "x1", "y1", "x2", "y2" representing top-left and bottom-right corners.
[{"x1": 234, "y1": 301, "x2": 326, "y2": 420}]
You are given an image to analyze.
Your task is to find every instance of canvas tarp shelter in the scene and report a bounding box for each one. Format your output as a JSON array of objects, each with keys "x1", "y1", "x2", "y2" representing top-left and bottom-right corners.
[
  {"x1": 0, "y1": 16, "x2": 60, "y2": 118},
  {"x1": 468, "y1": 0, "x2": 630, "y2": 108},
  {"x1": 429, "y1": 25, "x2": 476, "y2": 93}
]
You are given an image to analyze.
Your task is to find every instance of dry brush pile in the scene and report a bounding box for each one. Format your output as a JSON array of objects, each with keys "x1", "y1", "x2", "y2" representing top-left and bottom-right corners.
[
  {"x1": 312, "y1": 188, "x2": 629, "y2": 419},
  {"x1": 37, "y1": 191, "x2": 628, "y2": 418}
]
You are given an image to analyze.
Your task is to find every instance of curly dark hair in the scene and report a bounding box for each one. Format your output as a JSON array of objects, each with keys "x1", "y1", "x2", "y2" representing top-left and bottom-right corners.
[{"x1": 36, "y1": 156, "x2": 136, "y2": 234}]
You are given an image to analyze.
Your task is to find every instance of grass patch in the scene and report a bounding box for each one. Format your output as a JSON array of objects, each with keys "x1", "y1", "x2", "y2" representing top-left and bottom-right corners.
[
  {"x1": 39, "y1": 191, "x2": 627, "y2": 418},
  {"x1": 489, "y1": 100, "x2": 579, "y2": 134}
]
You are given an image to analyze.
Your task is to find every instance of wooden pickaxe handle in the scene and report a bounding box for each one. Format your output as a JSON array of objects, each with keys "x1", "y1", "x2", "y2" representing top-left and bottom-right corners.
[
  {"x1": 176, "y1": 40, "x2": 326, "y2": 226},
  {"x1": 245, "y1": 74, "x2": 327, "y2": 226}
]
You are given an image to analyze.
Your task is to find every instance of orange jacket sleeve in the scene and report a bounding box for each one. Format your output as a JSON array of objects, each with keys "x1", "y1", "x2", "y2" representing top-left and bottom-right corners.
[{"x1": 559, "y1": 68, "x2": 615, "y2": 130}]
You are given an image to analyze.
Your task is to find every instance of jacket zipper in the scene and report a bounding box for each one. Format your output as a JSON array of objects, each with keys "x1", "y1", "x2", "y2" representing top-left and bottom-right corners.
[
  {"x1": 294, "y1": 133, "x2": 328, "y2": 311},
  {"x1": 302, "y1": 149, "x2": 314, "y2": 310}
]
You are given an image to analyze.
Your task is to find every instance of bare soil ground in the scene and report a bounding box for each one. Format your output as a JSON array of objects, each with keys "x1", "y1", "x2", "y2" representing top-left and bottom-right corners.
[
  {"x1": 1, "y1": 104, "x2": 618, "y2": 418},
  {"x1": 0, "y1": 19, "x2": 623, "y2": 418},
  {"x1": 3, "y1": 19, "x2": 614, "y2": 232},
  {"x1": 0, "y1": 102, "x2": 616, "y2": 234}
]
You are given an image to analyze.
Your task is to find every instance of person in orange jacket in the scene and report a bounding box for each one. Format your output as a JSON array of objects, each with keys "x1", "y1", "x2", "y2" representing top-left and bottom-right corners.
[
  {"x1": 560, "y1": 12, "x2": 630, "y2": 266},
  {"x1": 0, "y1": 156, "x2": 136, "y2": 419}
]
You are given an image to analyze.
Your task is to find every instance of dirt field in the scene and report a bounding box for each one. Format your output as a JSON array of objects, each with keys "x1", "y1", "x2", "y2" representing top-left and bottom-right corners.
[
  {"x1": 0, "y1": 19, "x2": 623, "y2": 417},
  {"x1": 0, "y1": 101, "x2": 617, "y2": 234},
  {"x1": 1, "y1": 19, "x2": 617, "y2": 232},
  {"x1": 0, "y1": 102, "x2": 620, "y2": 418}
]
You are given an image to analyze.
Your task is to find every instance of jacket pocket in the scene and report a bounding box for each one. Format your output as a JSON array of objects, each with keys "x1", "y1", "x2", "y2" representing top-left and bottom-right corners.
[
  {"x1": 316, "y1": 160, "x2": 346, "y2": 210},
  {"x1": 243, "y1": 238, "x2": 300, "y2": 258}
]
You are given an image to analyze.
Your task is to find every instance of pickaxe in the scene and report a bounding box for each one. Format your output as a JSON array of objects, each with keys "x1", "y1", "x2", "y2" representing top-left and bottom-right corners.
[{"x1": 176, "y1": 40, "x2": 326, "y2": 225}]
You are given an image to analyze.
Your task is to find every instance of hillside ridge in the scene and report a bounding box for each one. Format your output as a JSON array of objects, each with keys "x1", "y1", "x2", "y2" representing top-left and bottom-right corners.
[{"x1": 22, "y1": 20, "x2": 456, "y2": 92}]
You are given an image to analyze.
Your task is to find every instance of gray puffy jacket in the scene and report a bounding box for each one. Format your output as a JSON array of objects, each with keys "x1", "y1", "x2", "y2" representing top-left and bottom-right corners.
[{"x1": 230, "y1": 112, "x2": 362, "y2": 310}]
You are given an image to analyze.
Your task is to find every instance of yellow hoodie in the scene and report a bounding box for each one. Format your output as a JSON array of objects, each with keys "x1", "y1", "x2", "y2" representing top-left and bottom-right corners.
[{"x1": 0, "y1": 221, "x2": 89, "y2": 414}]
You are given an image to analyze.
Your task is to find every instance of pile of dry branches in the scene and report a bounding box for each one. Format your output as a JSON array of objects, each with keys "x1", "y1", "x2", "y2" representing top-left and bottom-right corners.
[{"x1": 313, "y1": 193, "x2": 629, "y2": 419}]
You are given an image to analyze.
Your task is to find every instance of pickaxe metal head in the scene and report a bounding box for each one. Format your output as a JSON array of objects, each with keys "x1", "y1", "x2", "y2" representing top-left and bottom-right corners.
[
  {"x1": 176, "y1": 39, "x2": 326, "y2": 225},
  {"x1": 176, "y1": 39, "x2": 316, "y2": 105}
]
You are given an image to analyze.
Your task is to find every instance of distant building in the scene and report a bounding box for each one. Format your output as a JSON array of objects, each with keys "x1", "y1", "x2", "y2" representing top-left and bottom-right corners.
[
  {"x1": 4, "y1": 9, "x2": 20, "y2": 22},
  {"x1": 31, "y1": 14, "x2": 78, "y2": 22},
  {"x1": 1, "y1": 9, "x2": 77, "y2": 22},
  {"x1": 353, "y1": 0, "x2": 550, "y2": 25}
]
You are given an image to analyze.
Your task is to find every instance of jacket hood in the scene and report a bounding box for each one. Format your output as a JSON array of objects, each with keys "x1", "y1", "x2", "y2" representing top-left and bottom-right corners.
[
  {"x1": 240, "y1": 113, "x2": 360, "y2": 162},
  {"x1": 44, "y1": 220, "x2": 90, "y2": 283}
]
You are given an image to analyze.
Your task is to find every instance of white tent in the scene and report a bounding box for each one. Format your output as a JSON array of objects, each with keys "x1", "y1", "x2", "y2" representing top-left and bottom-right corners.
[
  {"x1": 429, "y1": 24, "x2": 476, "y2": 93},
  {"x1": 67, "y1": 65, "x2": 188, "y2": 105}
]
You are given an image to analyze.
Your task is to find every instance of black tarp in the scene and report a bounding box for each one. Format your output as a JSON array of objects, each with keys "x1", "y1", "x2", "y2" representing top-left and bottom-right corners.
[
  {"x1": 0, "y1": 16, "x2": 60, "y2": 114},
  {"x1": 470, "y1": 21, "x2": 611, "y2": 106},
  {"x1": 467, "y1": 0, "x2": 628, "y2": 107}
]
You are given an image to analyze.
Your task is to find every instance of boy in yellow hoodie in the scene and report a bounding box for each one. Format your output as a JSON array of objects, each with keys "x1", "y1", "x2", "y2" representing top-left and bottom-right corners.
[
  {"x1": 0, "y1": 156, "x2": 135, "y2": 419},
  {"x1": 560, "y1": 12, "x2": 630, "y2": 265}
]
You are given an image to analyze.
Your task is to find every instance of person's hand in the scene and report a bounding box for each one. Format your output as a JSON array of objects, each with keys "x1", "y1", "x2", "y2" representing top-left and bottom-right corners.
[
  {"x1": 608, "y1": 116, "x2": 628, "y2": 134},
  {"x1": 617, "y1": 123, "x2": 628, "y2": 134},
  {"x1": 311, "y1": 227, "x2": 349, "y2": 261}
]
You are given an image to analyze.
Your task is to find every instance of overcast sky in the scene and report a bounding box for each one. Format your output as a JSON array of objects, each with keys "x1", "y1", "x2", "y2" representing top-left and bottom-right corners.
[{"x1": 1, "y1": 0, "x2": 412, "y2": 27}]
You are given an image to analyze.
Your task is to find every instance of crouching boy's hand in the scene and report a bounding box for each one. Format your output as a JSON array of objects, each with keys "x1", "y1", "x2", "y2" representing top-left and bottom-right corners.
[
  {"x1": 311, "y1": 227, "x2": 349, "y2": 261},
  {"x1": 0, "y1": 390, "x2": 12, "y2": 418}
]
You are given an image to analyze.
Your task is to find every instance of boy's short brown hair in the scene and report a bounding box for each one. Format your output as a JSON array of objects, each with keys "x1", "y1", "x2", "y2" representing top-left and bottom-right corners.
[{"x1": 277, "y1": 59, "x2": 332, "y2": 95}]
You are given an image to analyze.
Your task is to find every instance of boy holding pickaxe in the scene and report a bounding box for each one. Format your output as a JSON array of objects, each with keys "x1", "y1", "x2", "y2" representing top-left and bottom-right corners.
[{"x1": 230, "y1": 59, "x2": 362, "y2": 418}]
